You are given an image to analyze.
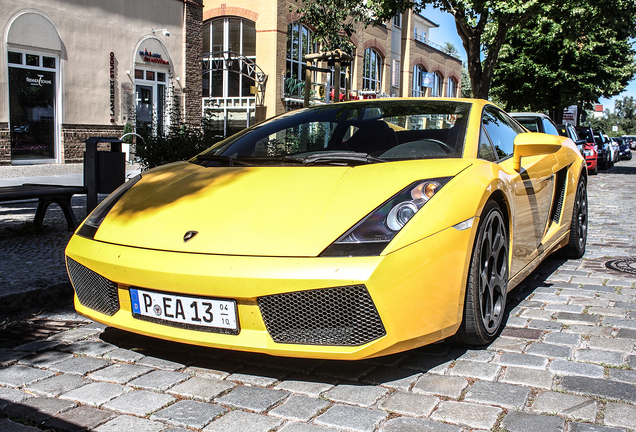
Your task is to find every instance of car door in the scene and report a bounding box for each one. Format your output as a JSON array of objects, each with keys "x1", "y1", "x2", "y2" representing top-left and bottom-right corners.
[{"x1": 481, "y1": 107, "x2": 558, "y2": 277}]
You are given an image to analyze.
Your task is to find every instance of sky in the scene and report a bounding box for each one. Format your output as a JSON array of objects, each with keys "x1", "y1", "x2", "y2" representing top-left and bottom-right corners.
[{"x1": 421, "y1": 5, "x2": 636, "y2": 112}]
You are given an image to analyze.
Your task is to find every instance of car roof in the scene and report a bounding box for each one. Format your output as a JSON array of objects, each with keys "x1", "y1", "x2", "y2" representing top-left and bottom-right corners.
[{"x1": 509, "y1": 112, "x2": 551, "y2": 119}]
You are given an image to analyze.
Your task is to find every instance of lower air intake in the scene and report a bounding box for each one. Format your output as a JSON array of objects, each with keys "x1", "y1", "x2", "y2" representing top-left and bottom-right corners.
[
  {"x1": 66, "y1": 257, "x2": 120, "y2": 316},
  {"x1": 257, "y1": 285, "x2": 386, "y2": 346}
]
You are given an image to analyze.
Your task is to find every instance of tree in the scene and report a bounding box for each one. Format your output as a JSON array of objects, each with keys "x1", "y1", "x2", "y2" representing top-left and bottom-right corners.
[
  {"x1": 585, "y1": 96, "x2": 636, "y2": 136},
  {"x1": 461, "y1": 64, "x2": 472, "y2": 98},
  {"x1": 421, "y1": 0, "x2": 544, "y2": 99},
  {"x1": 442, "y1": 42, "x2": 458, "y2": 56},
  {"x1": 489, "y1": 0, "x2": 636, "y2": 123},
  {"x1": 291, "y1": 0, "x2": 416, "y2": 53}
]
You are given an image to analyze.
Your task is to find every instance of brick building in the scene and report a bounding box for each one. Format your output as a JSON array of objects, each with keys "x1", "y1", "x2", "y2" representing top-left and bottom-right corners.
[
  {"x1": 0, "y1": 0, "x2": 203, "y2": 165},
  {"x1": 201, "y1": 1, "x2": 463, "y2": 135}
]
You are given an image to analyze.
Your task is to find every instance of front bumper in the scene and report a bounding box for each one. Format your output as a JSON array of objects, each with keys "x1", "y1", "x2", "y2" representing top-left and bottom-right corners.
[{"x1": 65, "y1": 225, "x2": 475, "y2": 360}]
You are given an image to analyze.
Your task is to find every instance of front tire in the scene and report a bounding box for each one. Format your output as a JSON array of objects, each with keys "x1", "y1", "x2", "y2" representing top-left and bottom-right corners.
[
  {"x1": 560, "y1": 178, "x2": 588, "y2": 259},
  {"x1": 456, "y1": 201, "x2": 509, "y2": 346}
]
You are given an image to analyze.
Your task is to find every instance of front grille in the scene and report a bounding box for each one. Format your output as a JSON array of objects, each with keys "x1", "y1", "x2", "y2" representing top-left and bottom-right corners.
[
  {"x1": 66, "y1": 257, "x2": 120, "y2": 316},
  {"x1": 257, "y1": 285, "x2": 386, "y2": 346}
]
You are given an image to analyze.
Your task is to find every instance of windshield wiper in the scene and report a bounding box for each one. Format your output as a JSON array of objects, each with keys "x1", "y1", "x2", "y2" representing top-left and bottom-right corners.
[{"x1": 283, "y1": 152, "x2": 385, "y2": 166}]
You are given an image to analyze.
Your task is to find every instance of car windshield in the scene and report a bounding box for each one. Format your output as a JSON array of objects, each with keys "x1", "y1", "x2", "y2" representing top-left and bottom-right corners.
[
  {"x1": 194, "y1": 100, "x2": 470, "y2": 167},
  {"x1": 514, "y1": 117, "x2": 540, "y2": 132},
  {"x1": 577, "y1": 129, "x2": 591, "y2": 142}
]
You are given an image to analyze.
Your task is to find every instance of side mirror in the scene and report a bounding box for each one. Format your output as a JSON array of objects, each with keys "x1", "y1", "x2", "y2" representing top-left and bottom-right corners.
[{"x1": 513, "y1": 132, "x2": 562, "y2": 172}]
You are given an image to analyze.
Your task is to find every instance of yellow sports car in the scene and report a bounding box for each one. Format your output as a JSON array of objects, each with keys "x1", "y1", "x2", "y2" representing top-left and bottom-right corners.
[{"x1": 65, "y1": 98, "x2": 587, "y2": 360}]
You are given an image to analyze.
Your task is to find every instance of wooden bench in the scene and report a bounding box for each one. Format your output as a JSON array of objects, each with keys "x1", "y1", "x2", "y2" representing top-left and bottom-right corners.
[{"x1": 0, "y1": 184, "x2": 87, "y2": 230}]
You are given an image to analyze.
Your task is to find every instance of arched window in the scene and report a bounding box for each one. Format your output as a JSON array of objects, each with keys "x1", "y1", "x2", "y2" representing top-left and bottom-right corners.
[
  {"x1": 447, "y1": 77, "x2": 458, "y2": 98},
  {"x1": 202, "y1": 18, "x2": 256, "y2": 98},
  {"x1": 432, "y1": 71, "x2": 443, "y2": 97},
  {"x1": 412, "y1": 64, "x2": 427, "y2": 97},
  {"x1": 286, "y1": 23, "x2": 315, "y2": 82},
  {"x1": 363, "y1": 48, "x2": 382, "y2": 91}
]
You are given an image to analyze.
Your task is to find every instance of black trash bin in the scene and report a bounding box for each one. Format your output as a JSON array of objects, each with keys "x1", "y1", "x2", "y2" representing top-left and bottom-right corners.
[{"x1": 84, "y1": 137, "x2": 126, "y2": 213}]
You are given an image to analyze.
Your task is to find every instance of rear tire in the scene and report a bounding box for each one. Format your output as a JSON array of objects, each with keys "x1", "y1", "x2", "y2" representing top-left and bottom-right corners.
[
  {"x1": 560, "y1": 178, "x2": 588, "y2": 259},
  {"x1": 456, "y1": 201, "x2": 509, "y2": 346}
]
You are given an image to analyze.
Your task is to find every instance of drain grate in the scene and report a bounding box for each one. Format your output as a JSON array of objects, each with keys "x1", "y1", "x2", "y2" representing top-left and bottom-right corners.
[{"x1": 605, "y1": 258, "x2": 636, "y2": 275}]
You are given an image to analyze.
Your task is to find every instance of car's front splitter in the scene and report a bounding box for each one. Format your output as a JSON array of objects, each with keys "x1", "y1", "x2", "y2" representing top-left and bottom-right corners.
[{"x1": 65, "y1": 224, "x2": 475, "y2": 360}]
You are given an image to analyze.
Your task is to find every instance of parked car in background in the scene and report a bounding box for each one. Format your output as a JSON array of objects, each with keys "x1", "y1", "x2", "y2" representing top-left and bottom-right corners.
[
  {"x1": 576, "y1": 126, "x2": 612, "y2": 169},
  {"x1": 556, "y1": 124, "x2": 587, "y2": 154},
  {"x1": 558, "y1": 124, "x2": 596, "y2": 174},
  {"x1": 606, "y1": 135, "x2": 619, "y2": 165},
  {"x1": 510, "y1": 113, "x2": 560, "y2": 136},
  {"x1": 616, "y1": 138, "x2": 632, "y2": 160},
  {"x1": 582, "y1": 143, "x2": 599, "y2": 174},
  {"x1": 576, "y1": 126, "x2": 609, "y2": 171}
]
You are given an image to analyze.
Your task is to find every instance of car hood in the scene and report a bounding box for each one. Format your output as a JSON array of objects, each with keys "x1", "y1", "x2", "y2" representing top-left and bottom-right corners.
[{"x1": 94, "y1": 160, "x2": 472, "y2": 257}]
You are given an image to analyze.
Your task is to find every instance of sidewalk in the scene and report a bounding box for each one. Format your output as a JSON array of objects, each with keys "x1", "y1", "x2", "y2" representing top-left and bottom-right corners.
[{"x1": 0, "y1": 163, "x2": 140, "y2": 319}]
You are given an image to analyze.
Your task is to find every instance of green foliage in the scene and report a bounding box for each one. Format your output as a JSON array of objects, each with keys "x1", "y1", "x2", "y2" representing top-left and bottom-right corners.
[
  {"x1": 122, "y1": 122, "x2": 134, "y2": 144},
  {"x1": 461, "y1": 65, "x2": 472, "y2": 98},
  {"x1": 422, "y1": 0, "x2": 543, "y2": 99},
  {"x1": 134, "y1": 125, "x2": 224, "y2": 170},
  {"x1": 490, "y1": 0, "x2": 636, "y2": 117},
  {"x1": 291, "y1": 0, "x2": 416, "y2": 53},
  {"x1": 584, "y1": 96, "x2": 636, "y2": 136}
]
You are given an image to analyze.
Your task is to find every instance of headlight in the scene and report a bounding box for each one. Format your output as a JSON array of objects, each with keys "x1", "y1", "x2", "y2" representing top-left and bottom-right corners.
[
  {"x1": 583, "y1": 150, "x2": 594, "y2": 157},
  {"x1": 321, "y1": 178, "x2": 450, "y2": 257},
  {"x1": 76, "y1": 174, "x2": 142, "y2": 239}
]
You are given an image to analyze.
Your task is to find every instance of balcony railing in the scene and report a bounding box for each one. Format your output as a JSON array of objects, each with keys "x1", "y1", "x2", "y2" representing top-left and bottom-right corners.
[{"x1": 414, "y1": 31, "x2": 461, "y2": 60}]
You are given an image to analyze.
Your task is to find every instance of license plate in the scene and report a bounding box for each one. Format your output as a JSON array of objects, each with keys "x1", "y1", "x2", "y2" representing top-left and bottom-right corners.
[{"x1": 130, "y1": 288, "x2": 239, "y2": 335}]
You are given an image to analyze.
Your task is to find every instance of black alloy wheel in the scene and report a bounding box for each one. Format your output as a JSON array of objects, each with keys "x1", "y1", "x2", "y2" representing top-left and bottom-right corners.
[
  {"x1": 456, "y1": 201, "x2": 509, "y2": 345},
  {"x1": 560, "y1": 178, "x2": 588, "y2": 259}
]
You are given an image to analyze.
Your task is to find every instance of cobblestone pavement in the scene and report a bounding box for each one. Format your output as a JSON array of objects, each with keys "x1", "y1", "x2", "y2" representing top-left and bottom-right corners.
[{"x1": 0, "y1": 159, "x2": 635, "y2": 431}]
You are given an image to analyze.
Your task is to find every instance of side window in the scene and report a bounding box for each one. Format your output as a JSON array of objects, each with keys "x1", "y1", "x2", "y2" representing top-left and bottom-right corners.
[
  {"x1": 478, "y1": 126, "x2": 497, "y2": 162},
  {"x1": 542, "y1": 118, "x2": 559, "y2": 136},
  {"x1": 482, "y1": 107, "x2": 522, "y2": 159}
]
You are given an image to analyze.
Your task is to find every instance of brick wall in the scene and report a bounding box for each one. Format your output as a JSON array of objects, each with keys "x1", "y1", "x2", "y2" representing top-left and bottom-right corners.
[
  {"x1": 62, "y1": 124, "x2": 124, "y2": 163},
  {"x1": 0, "y1": 123, "x2": 9, "y2": 166},
  {"x1": 184, "y1": 0, "x2": 203, "y2": 129}
]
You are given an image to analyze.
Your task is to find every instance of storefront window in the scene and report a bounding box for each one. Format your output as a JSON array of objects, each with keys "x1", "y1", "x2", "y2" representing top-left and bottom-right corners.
[
  {"x1": 8, "y1": 50, "x2": 58, "y2": 162},
  {"x1": 286, "y1": 23, "x2": 315, "y2": 82},
  {"x1": 202, "y1": 18, "x2": 257, "y2": 99},
  {"x1": 26, "y1": 54, "x2": 39, "y2": 67},
  {"x1": 8, "y1": 51, "x2": 21, "y2": 64},
  {"x1": 363, "y1": 48, "x2": 382, "y2": 91},
  {"x1": 447, "y1": 77, "x2": 458, "y2": 98},
  {"x1": 432, "y1": 71, "x2": 443, "y2": 97},
  {"x1": 412, "y1": 64, "x2": 427, "y2": 97},
  {"x1": 135, "y1": 68, "x2": 166, "y2": 136}
]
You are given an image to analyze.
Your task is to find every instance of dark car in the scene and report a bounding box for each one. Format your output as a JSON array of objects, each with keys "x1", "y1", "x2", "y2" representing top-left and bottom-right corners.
[
  {"x1": 559, "y1": 124, "x2": 596, "y2": 174},
  {"x1": 617, "y1": 138, "x2": 632, "y2": 160},
  {"x1": 576, "y1": 126, "x2": 610, "y2": 170},
  {"x1": 556, "y1": 124, "x2": 587, "y2": 153}
]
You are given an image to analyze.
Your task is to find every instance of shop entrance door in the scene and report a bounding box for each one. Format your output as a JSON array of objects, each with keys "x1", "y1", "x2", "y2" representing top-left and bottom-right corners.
[
  {"x1": 136, "y1": 85, "x2": 153, "y2": 135},
  {"x1": 8, "y1": 63, "x2": 56, "y2": 162}
]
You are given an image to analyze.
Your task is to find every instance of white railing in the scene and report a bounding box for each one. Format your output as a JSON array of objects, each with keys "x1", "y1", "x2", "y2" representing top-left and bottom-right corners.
[{"x1": 414, "y1": 31, "x2": 462, "y2": 60}]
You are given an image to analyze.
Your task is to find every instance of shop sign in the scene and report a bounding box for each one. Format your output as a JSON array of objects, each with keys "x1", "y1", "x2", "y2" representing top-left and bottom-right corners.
[
  {"x1": 139, "y1": 48, "x2": 169, "y2": 65},
  {"x1": 563, "y1": 105, "x2": 578, "y2": 126},
  {"x1": 110, "y1": 52, "x2": 116, "y2": 122},
  {"x1": 25, "y1": 74, "x2": 52, "y2": 87},
  {"x1": 422, "y1": 72, "x2": 434, "y2": 88}
]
